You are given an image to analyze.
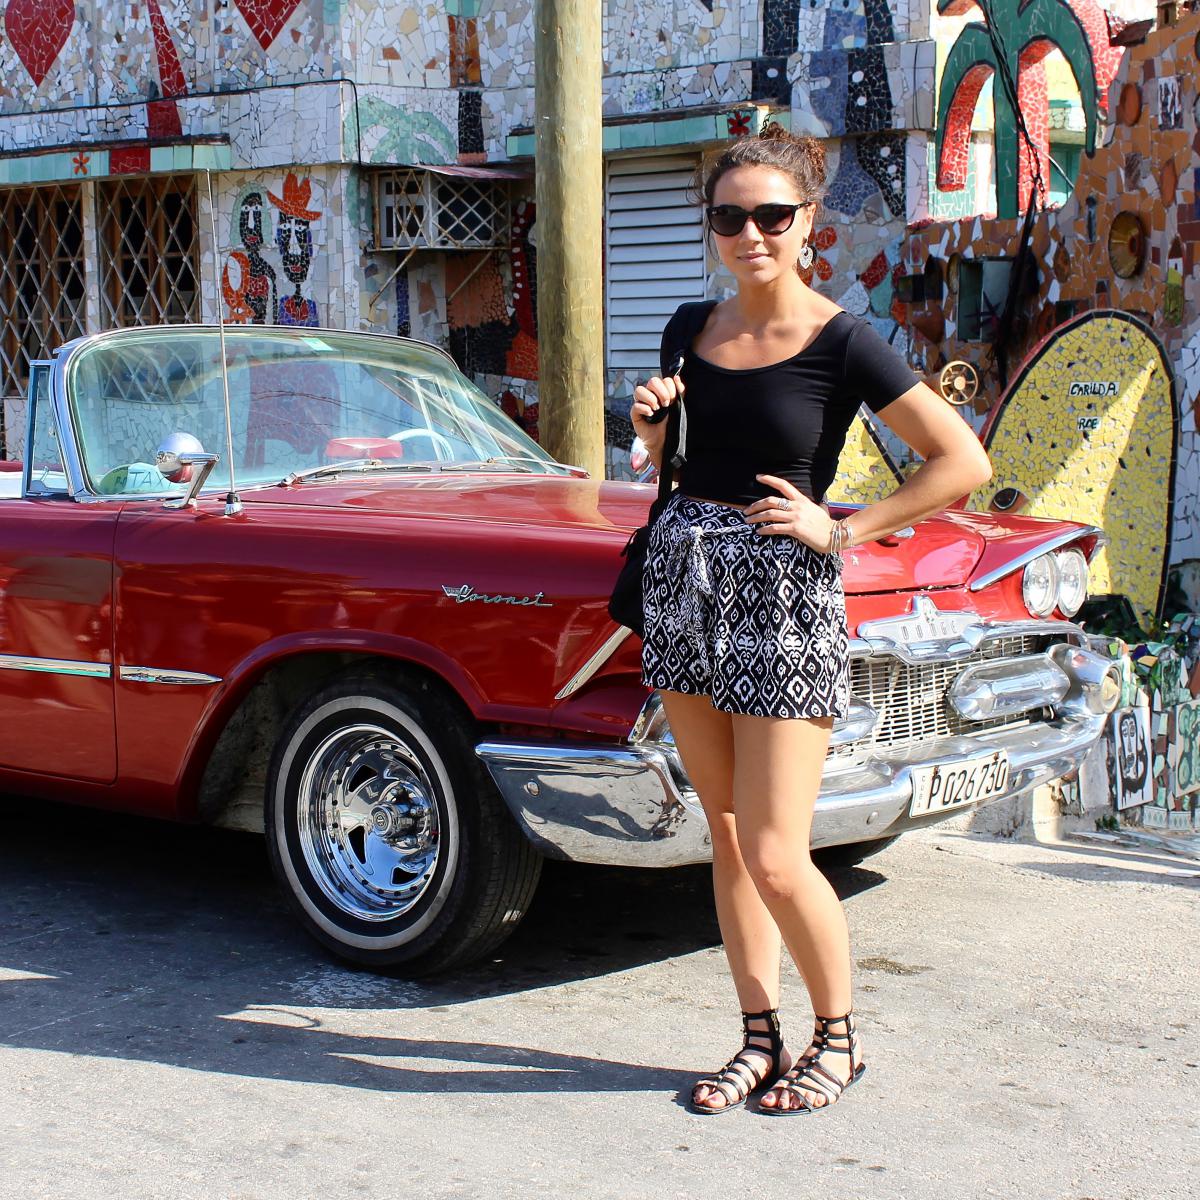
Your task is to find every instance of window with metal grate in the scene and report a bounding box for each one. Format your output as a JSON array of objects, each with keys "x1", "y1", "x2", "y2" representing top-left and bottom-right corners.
[
  {"x1": 96, "y1": 174, "x2": 200, "y2": 328},
  {"x1": 375, "y1": 169, "x2": 508, "y2": 250},
  {"x1": 0, "y1": 184, "x2": 87, "y2": 457}
]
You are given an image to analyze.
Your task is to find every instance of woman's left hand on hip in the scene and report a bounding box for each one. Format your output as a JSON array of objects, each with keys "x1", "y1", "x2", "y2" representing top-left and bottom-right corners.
[{"x1": 745, "y1": 474, "x2": 833, "y2": 551}]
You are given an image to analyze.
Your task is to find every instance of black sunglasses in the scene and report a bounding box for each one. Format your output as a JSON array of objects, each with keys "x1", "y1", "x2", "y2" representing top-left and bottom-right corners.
[{"x1": 705, "y1": 201, "x2": 814, "y2": 238}]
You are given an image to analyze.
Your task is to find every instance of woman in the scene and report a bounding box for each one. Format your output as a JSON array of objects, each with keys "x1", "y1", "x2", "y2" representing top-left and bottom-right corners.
[{"x1": 629, "y1": 125, "x2": 992, "y2": 1115}]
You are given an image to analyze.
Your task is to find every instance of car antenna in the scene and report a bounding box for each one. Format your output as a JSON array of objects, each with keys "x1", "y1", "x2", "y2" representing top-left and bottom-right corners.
[{"x1": 204, "y1": 168, "x2": 243, "y2": 517}]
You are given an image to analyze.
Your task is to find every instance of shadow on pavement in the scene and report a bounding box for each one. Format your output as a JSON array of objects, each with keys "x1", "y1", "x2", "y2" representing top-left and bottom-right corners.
[
  {"x1": 1011, "y1": 855, "x2": 1200, "y2": 888},
  {"x1": 0, "y1": 797, "x2": 887, "y2": 1093}
]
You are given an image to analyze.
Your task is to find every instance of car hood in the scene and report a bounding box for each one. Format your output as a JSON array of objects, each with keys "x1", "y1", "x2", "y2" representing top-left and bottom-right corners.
[
  {"x1": 238, "y1": 475, "x2": 1082, "y2": 595},
  {"x1": 240, "y1": 473, "x2": 659, "y2": 536}
]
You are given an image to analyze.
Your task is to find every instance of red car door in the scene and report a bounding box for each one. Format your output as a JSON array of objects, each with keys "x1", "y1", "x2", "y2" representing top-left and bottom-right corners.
[{"x1": 0, "y1": 364, "x2": 117, "y2": 783}]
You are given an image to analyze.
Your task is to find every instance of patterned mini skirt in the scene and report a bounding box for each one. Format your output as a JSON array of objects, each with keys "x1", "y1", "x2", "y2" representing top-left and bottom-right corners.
[{"x1": 640, "y1": 491, "x2": 850, "y2": 720}]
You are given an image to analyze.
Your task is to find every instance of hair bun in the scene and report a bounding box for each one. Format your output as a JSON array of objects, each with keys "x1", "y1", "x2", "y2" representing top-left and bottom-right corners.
[
  {"x1": 755, "y1": 119, "x2": 827, "y2": 180},
  {"x1": 757, "y1": 118, "x2": 791, "y2": 142},
  {"x1": 800, "y1": 137, "x2": 826, "y2": 177},
  {"x1": 693, "y1": 117, "x2": 828, "y2": 216}
]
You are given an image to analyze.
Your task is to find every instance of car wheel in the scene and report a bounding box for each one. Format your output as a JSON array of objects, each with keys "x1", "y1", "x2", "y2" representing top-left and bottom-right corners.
[
  {"x1": 266, "y1": 668, "x2": 541, "y2": 975},
  {"x1": 814, "y1": 835, "x2": 900, "y2": 870}
]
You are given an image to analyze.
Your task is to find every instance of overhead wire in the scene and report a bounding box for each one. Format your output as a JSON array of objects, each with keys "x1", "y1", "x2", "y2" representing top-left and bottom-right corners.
[{"x1": 974, "y1": 0, "x2": 1054, "y2": 388}]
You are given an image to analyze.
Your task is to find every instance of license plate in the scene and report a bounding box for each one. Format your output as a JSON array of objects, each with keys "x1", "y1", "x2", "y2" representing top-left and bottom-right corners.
[{"x1": 909, "y1": 751, "x2": 1010, "y2": 817}]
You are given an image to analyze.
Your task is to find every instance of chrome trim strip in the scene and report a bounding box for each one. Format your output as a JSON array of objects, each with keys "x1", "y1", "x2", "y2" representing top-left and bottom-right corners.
[
  {"x1": 555, "y1": 626, "x2": 633, "y2": 700},
  {"x1": 51, "y1": 322, "x2": 464, "y2": 372},
  {"x1": 853, "y1": 599, "x2": 1084, "y2": 665},
  {"x1": 118, "y1": 666, "x2": 222, "y2": 686},
  {"x1": 968, "y1": 526, "x2": 1105, "y2": 592},
  {"x1": 48, "y1": 339, "x2": 89, "y2": 498},
  {"x1": 0, "y1": 654, "x2": 111, "y2": 679}
]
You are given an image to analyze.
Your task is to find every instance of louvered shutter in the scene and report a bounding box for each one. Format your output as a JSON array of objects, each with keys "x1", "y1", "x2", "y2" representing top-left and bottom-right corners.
[{"x1": 606, "y1": 155, "x2": 706, "y2": 373}]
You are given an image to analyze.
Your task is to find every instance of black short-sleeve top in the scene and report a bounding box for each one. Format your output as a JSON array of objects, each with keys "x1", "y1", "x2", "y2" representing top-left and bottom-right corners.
[{"x1": 661, "y1": 302, "x2": 919, "y2": 507}]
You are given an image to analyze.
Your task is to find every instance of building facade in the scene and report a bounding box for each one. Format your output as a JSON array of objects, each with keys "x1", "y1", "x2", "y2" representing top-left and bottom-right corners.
[{"x1": 0, "y1": 0, "x2": 1196, "y2": 631}]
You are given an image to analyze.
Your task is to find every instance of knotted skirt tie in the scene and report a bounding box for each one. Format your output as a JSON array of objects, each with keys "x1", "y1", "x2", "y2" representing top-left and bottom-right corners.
[{"x1": 663, "y1": 517, "x2": 754, "y2": 678}]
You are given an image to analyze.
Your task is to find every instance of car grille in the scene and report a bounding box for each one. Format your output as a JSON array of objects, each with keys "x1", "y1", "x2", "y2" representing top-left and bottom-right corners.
[{"x1": 828, "y1": 633, "x2": 1060, "y2": 769}]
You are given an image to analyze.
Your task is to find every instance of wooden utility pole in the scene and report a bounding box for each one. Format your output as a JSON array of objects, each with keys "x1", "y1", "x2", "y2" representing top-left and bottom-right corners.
[{"x1": 533, "y1": 0, "x2": 605, "y2": 478}]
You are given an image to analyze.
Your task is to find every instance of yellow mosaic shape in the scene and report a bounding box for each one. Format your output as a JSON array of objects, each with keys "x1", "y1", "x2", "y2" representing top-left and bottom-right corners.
[
  {"x1": 969, "y1": 314, "x2": 1175, "y2": 628},
  {"x1": 827, "y1": 411, "x2": 903, "y2": 505}
]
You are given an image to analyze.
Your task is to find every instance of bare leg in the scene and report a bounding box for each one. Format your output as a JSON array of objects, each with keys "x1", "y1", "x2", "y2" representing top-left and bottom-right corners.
[
  {"x1": 727, "y1": 712, "x2": 863, "y2": 1110},
  {"x1": 658, "y1": 690, "x2": 794, "y2": 1110}
]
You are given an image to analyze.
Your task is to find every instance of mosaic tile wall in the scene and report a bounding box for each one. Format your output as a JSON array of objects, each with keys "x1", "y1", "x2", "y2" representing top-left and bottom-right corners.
[
  {"x1": 902, "y1": 9, "x2": 1200, "y2": 618},
  {"x1": 0, "y1": 0, "x2": 1190, "y2": 620}
]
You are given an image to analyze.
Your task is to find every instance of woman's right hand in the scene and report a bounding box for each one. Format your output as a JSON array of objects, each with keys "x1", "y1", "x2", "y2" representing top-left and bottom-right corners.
[{"x1": 630, "y1": 374, "x2": 686, "y2": 463}]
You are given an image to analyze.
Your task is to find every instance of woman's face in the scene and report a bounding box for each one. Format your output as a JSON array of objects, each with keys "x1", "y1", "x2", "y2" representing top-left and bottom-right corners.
[{"x1": 708, "y1": 165, "x2": 816, "y2": 286}]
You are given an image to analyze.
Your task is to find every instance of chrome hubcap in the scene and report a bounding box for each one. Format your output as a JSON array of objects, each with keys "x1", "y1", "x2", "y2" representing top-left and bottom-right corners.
[{"x1": 298, "y1": 725, "x2": 441, "y2": 922}]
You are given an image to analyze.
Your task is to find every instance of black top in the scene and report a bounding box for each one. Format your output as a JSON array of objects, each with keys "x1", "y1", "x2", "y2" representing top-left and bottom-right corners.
[{"x1": 660, "y1": 301, "x2": 919, "y2": 507}]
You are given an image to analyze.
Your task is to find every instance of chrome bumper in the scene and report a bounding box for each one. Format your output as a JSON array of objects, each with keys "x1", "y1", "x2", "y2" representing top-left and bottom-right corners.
[
  {"x1": 475, "y1": 739, "x2": 712, "y2": 867},
  {"x1": 475, "y1": 710, "x2": 1107, "y2": 867},
  {"x1": 475, "y1": 644, "x2": 1119, "y2": 868}
]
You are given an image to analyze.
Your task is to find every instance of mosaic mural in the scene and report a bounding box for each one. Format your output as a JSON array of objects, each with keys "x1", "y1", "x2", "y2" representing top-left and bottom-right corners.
[
  {"x1": 935, "y1": 0, "x2": 1124, "y2": 219},
  {"x1": 905, "y1": 10, "x2": 1199, "y2": 628},
  {"x1": 969, "y1": 311, "x2": 1177, "y2": 629},
  {"x1": 3, "y1": 0, "x2": 76, "y2": 87},
  {"x1": 272, "y1": 173, "x2": 322, "y2": 327},
  {"x1": 0, "y1": 1, "x2": 1194, "y2": 645},
  {"x1": 222, "y1": 186, "x2": 278, "y2": 325},
  {"x1": 220, "y1": 173, "x2": 324, "y2": 327}
]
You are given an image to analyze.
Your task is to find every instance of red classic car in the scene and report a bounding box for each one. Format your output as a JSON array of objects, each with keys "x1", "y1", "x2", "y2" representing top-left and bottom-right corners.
[{"x1": 1, "y1": 325, "x2": 1120, "y2": 974}]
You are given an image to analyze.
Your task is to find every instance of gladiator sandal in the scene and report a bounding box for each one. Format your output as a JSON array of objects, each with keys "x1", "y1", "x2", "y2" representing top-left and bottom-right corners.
[
  {"x1": 759, "y1": 1010, "x2": 866, "y2": 1116},
  {"x1": 688, "y1": 1008, "x2": 786, "y2": 1116}
]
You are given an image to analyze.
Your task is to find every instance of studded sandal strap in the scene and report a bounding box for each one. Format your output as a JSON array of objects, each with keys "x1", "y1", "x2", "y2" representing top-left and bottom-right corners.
[
  {"x1": 742, "y1": 1009, "x2": 783, "y2": 1045},
  {"x1": 781, "y1": 1061, "x2": 846, "y2": 1109},
  {"x1": 814, "y1": 1013, "x2": 860, "y2": 1072},
  {"x1": 694, "y1": 1050, "x2": 768, "y2": 1105}
]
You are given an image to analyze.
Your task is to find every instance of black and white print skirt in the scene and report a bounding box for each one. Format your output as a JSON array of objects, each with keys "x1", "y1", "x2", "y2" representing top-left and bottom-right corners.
[{"x1": 640, "y1": 492, "x2": 850, "y2": 720}]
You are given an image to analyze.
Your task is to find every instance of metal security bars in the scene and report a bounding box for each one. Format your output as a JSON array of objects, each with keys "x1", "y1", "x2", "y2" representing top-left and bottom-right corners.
[
  {"x1": 96, "y1": 174, "x2": 200, "y2": 327},
  {"x1": 0, "y1": 184, "x2": 87, "y2": 455},
  {"x1": 376, "y1": 168, "x2": 508, "y2": 249}
]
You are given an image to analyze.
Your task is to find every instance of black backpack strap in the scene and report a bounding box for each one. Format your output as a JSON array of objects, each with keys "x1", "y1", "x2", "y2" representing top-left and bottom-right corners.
[{"x1": 658, "y1": 299, "x2": 718, "y2": 479}]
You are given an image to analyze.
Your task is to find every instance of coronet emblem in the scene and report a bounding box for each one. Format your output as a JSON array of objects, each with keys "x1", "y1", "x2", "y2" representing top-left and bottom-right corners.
[{"x1": 441, "y1": 584, "x2": 552, "y2": 607}]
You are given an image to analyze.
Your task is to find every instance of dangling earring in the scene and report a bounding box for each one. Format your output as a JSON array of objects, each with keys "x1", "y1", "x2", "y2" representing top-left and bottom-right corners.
[{"x1": 798, "y1": 242, "x2": 815, "y2": 270}]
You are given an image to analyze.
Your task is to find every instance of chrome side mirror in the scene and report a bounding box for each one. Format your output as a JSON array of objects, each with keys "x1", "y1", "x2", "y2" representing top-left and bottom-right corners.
[
  {"x1": 156, "y1": 432, "x2": 205, "y2": 480},
  {"x1": 162, "y1": 453, "x2": 220, "y2": 510},
  {"x1": 157, "y1": 434, "x2": 219, "y2": 510}
]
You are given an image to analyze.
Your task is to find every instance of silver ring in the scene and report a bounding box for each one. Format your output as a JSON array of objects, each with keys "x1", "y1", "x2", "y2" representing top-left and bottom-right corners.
[{"x1": 777, "y1": 498, "x2": 791, "y2": 511}]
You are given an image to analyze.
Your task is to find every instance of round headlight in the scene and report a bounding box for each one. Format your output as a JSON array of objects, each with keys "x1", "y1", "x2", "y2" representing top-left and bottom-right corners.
[
  {"x1": 1055, "y1": 547, "x2": 1089, "y2": 617},
  {"x1": 1022, "y1": 553, "x2": 1060, "y2": 617}
]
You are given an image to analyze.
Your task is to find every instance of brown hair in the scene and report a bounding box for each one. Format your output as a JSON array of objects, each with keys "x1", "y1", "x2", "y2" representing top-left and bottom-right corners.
[{"x1": 692, "y1": 119, "x2": 827, "y2": 211}]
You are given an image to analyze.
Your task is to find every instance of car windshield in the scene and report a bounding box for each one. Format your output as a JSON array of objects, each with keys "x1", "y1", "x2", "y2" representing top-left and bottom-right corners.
[{"x1": 65, "y1": 327, "x2": 570, "y2": 495}]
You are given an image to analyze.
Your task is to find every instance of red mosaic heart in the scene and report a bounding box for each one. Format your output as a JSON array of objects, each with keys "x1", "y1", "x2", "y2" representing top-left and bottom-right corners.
[
  {"x1": 234, "y1": 0, "x2": 302, "y2": 50},
  {"x1": 5, "y1": 0, "x2": 75, "y2": 87}
]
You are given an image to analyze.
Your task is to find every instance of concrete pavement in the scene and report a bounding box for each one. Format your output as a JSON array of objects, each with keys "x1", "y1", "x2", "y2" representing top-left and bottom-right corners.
[{"x1": 0, "y1": 800, "x2": 1196, "y2": 1200}]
